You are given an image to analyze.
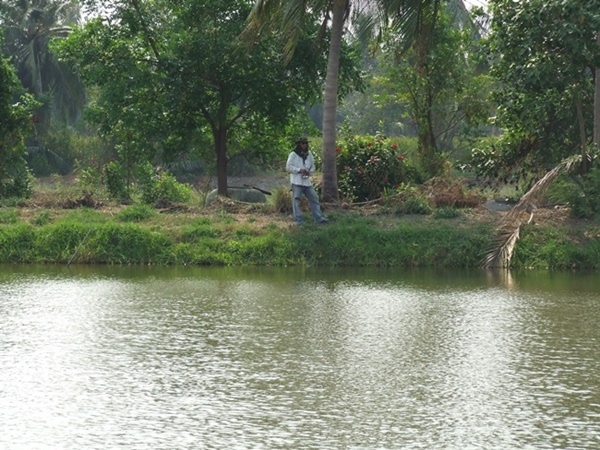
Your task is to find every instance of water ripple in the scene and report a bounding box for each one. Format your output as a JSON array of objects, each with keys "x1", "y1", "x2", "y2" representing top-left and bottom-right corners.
[{"x1": 1, "y1": 268, "x2": 599, "y2": 449}]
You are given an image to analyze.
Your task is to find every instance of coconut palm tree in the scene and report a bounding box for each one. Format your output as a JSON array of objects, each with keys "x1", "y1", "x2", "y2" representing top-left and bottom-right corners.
[
  {"x1": 595, "y1": 33, "x2": 600, "y2": 147},
  {"x1": 247, "y1": 0, "x2": 441, "y2": 202},
  {"x1": 0, "y1": 0, "x2": 85, "y2": 129}
]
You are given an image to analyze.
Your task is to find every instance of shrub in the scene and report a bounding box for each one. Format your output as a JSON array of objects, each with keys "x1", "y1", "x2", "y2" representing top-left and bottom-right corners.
[
  {"x1": 0, "y1": 50, "x2": 36, "y2": 199},
  {"x1": 104, "y1": 161, "x2": 130, "y2": 203},
  {"x1": 136, "y1": 163, "x2": 192, "y2": 205},
  {"x1": 547, "y1": 168, "x2": 600, "y2": 219},
  {"x1": 336, "y1": 133, "x2": 423, "y2": 202},
  {"x1": 76, "y1": 165, "x2": 102, "y2": 196}
]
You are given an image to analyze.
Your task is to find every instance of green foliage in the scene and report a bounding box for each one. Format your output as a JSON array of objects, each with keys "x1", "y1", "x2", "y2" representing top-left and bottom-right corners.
[
  {"x1": 0, "y1": 46, "x2": 36, "y2": 199},
  {"x1": 179, "y1": 221, "x2": 221, "y2": 241},
  {"x1": 62, "y1": 208, "x2": 108, "y2": 224},
  {"x1": 336, "y1": 133, "x2": 423, "y2": 202},
  {"x1": 511, "y1": 226, "x2": 594, "y2": 270},
  {"x1": 85, "y1": 223, "x2": 172, "y2": 264},
  {"x1": 1, "y1": 0, "x2": 85, "y2": 133},
  {"x1": 293, "y1": 220, "x2": 490, "y2": 267},
  {"x1": 31, "y1": 211, "x2": 53, "y2": 226},
  {"x1": 116, "y1": 204, "x2": 156, "y2": 223},
  {"x1": 433, "y1": 207, "x2": 462, "y2": 219},
  {"x1": 104, "y1": 161, "x2": 130, "y2": 203},
  {"x1": 0, "y1": 208, "x2": 19, "y2": 224},
  {"x1": 486, "y1": 0, "x2": 600, "y2": 182},
  {"x1": 136, "y1": 163, "x2": 192, "y2": 205},
  {"x1": 3, "y1": 203, "x2": 600, "y2": 269},
  {"x1": 547, "y1": 168, "x2": 600, "y2": 219},
  {"x1": 0, "y1": 224, "x2": 36, "y2": 262},
  {"x1": 36, "y1": 222, "x2": 90, "y2": 261},
  {"x1": 376, "y1": 9, "x2": 493, "y2": 176},
  {"x1": 27, "y1": 127, "x2": 113, "y2": 176},
  {"x1": 75, "y1": 166, "x2": 101, "y2": 196},
  {"x1": 56, "y1": 0, "x2": 347, "y2": 192},
  {"x1": 0, "y1": 162, "x2": 34, "y2": 199},
  {"x1": 396, "y1": 196, "x2": 432, "y2": 216},
  {"x1": 469, "y1": 136, "x2": 530, "y2": 190}
]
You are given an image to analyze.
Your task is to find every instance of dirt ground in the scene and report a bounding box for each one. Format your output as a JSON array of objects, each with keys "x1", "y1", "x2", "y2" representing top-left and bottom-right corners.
[
  {"x1": 193, "y1": 174, "x2": 582, "y2": 231},
  {"x1": 31, "y1": 173, "x2": 585, "y2": 230},
  {"x1": 194, "y1": 173, "x2": 290, "y2": 194}
]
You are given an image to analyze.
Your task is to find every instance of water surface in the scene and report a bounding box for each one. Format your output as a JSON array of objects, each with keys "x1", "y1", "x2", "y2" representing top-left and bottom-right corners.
[{"x1": 1, "y1": 265, "x2": 599, "y2": 449}]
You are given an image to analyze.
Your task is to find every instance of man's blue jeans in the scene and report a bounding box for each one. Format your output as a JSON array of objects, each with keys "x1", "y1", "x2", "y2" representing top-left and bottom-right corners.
[{"x1": 292, "y1": 184, "x2": 325, "y2": 224}]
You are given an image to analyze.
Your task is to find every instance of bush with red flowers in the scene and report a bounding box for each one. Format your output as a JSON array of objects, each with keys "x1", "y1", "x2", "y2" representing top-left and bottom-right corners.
[{"x1": 336, "y1": 134, "x2": 423, "y2": 202}]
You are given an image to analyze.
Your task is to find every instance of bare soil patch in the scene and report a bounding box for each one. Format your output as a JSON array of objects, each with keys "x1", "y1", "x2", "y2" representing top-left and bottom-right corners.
[{"x1": 24, "y1": 174, "x2": 591, "y2": 231}]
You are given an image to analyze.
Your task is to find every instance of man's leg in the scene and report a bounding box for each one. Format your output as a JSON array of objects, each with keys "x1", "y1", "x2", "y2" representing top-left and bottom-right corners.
[
  {"x1": 291, "y1": 184, "x2": 304, "y2": 224},
  {"x1": 304, "y1": 186, "x2": 327, "y2": 222}
]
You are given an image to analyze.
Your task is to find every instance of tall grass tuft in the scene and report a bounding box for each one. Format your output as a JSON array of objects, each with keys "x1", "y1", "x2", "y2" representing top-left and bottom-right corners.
[
  {"x1": 84, "y1": 223, "x2": 173, "y2": 264},
  {"x1": 0, "y1": 208, "x2": 20, "y2": 224},
  {"x1": 272, "y1": 187, "x2": 292, "y2": 213},
  {"x1": 117, "y1": 204, "x2": 156, "y2": 222},
  {"x1": 0, "y1": 224, "x2": 36, "y2": 262}
]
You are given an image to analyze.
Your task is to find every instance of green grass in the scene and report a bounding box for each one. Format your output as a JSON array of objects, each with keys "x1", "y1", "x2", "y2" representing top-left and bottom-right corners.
[
  {"x1": 0, "y1": 211, "x2": 497, "y2": 268},
  {"x1": 1, "y1": 176, "x2": 598, "y2": 270},
  {"x1": 0, "y1": 208, "x2": 19, "y2": 224}
]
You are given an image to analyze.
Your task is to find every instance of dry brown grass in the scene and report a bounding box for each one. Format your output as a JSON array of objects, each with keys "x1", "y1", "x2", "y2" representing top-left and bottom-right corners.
[{"x1": 10, "y1": 174, "x2": 587, "y2": 234}]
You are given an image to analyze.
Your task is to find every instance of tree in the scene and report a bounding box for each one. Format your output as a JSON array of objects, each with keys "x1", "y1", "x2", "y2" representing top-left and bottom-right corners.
[
  {"x1": 481, "y1": 0, "x2": 600, "y2": 184},
  {"x1": 377, "y1": 7, "x2": 491, "y2": 176},
  {"x1": 246, "y1": 0, "x2": 440, "y2": 202},
  {"x1": 59, "y1": 0, "x2": 332, "y2": 196},
  {"x1": 0, "y1": 0, "x2": 85, "y2": 130},
  {"x1": 482, "y1": 1, "x2": 600, "y2": 268},
  {"x1": 0, "y1": 39, "x2": 36, "y2": 198},
  {"x1": 594, "y1": 31, "x2": 600, "y2": 147}
]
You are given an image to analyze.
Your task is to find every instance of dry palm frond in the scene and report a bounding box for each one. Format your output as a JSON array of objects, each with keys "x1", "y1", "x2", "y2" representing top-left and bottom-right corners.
[
  {"x1": 482, "y1": 224, "x2": 522, "y2": 269},
  {"x1": 482, "y1": 154, "x2": 585, "y2": 269},
  {"x1": 499, "y1": 155, "x2": 583, "y2": 226}
]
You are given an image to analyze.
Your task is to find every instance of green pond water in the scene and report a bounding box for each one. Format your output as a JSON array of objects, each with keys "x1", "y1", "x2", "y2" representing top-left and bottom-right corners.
[{"x1": 1, "y1": 265, "x2": 599, "y2": 449}]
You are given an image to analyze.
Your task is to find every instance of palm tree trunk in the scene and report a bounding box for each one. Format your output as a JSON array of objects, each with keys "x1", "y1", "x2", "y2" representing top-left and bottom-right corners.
[
  {"x1": 320, "y1": 0, "x2": 346, "y2": 203},
  {"x1": 413, "y1": 18, "x2": 440, "y2": 177},
  {"x1": 595, "y1": 33, "x2": 600, "y2": 147}
]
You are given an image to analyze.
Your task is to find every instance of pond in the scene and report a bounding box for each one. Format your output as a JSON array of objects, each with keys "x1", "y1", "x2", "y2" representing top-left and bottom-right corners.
[{"x1": 1, "y1": 265, "x2": 599, "y2": 449}]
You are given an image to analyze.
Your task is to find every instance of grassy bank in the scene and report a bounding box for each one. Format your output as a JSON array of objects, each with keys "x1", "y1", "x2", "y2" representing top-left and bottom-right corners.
[
  {"x1": 1, "y1": 176, "x2": 599, "y2": 270},
  {"x1": 0, "y1": 206, "x2": 491, "y2": 267},
  {"x1": 1, "y1": 199, "x2": 599, "y2": 270}
]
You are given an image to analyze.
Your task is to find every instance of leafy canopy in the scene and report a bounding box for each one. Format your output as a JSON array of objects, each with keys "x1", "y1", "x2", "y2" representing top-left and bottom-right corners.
[
  {"x1": 0, "y1": 41, "x2": 36, "y2": 198},
  {"x1": 479, "y1": 0, "x2": 600, "y2": 184}
]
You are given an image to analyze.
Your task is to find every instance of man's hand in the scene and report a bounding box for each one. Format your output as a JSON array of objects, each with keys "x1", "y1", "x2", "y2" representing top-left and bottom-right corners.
[{"x1": 299, "y1": 169, "x2": 310, "y2": 175}]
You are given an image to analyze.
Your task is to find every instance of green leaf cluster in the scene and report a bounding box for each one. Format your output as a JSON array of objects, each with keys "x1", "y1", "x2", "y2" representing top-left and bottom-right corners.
[
  {"x1": 485, "y1": 0, "x2": 600, "y2": 180},
  {"x1": 55, "y1": 0, "x2": 357, "y2": 194},
  {"x1": 336, "y1": 133, "x2": 423, "y2": 202},
  {"x1": 0, "y1": 44, "x2": 36, "y2": 198}
]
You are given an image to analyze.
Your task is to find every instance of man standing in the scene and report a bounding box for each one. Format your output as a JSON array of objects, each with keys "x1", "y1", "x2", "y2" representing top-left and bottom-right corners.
[{"x1": 286, "y1": 137, "x2": 329, "y2": 225}]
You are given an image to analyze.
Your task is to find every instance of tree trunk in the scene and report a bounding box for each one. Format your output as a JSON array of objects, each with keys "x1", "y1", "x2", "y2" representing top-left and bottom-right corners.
[
  {"x1": 320, "y1": 0, "x2": 346, "y2": 203},
  {"x1": 576, "y1": 96, "x2": 588, "y2": 173},
  {"x1": 595, "y1": 33, "x2": 600, "y2": 147},
  {"x1": 414, "y1": 31, "x2": 439, "y2": 177},
  {"x1": 213, "y1": 127, "x2": 229, "y2": 196}
]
